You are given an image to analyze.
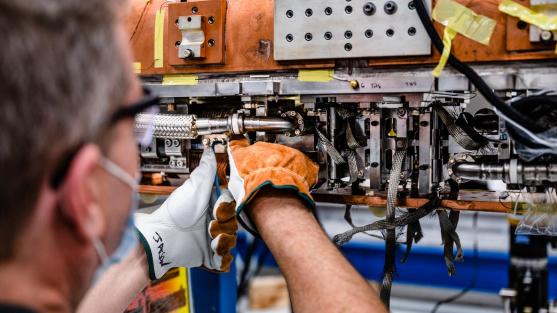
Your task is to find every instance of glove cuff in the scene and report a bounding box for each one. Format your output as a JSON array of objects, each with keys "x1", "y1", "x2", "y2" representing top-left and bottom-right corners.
[
  {"x1": 235, "y1": 167, "x2": 316, "y2": 236},
  {"x1": 135, "y1": 227, "x2": 159, "y2": 281}
]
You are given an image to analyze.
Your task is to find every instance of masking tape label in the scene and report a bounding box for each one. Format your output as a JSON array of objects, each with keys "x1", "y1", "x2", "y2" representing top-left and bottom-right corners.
[
  {"x1": 432, "y1": 27, "x2": 458, "y2": 78},
  {"x1": 432, "y1": 0, "x2": 496, "y2": 46},
  {"x1": 499, "y1": 0, "x2": 557, "y2": 30},
  {"x1": 298, "y1": 69, "x2": 334, "y2": 82},
  {"x1": 154, "y1": 9, "x2": 165, "y2": 69},
  {"x1": 431, "y1": 0, "x2": 496, "y2": 76},
  {"x1": 162, "y1": 74, "x2": 199, "y2": 85},
  {"x1": 133, "y1": 62, "x2": 142, "y2": 74}
]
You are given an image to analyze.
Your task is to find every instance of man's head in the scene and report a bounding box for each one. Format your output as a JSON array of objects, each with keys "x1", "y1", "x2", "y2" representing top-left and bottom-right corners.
[{"x1": 0, "y1": 0, "x2": 142, "y2": 306}]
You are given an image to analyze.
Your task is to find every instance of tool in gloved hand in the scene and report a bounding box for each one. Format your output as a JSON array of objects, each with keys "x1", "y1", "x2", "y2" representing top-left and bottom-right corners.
[
  {"x1": 135, "y1": 149, "x2": 237, "y2": 280},
  {"x1": 227, "y1": 137, "x2": 319, "y2": 235}
]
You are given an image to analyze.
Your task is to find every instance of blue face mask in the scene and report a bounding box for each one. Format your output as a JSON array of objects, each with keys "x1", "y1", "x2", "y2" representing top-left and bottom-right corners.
[{"x1": 91, "y1": 157, "x2": 140, "y2": 280}]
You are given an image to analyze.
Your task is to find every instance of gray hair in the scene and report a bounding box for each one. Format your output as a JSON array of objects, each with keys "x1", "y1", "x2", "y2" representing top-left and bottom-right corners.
[{"x1": 0, "y1": 0, "x2": 130, "y2": 260}]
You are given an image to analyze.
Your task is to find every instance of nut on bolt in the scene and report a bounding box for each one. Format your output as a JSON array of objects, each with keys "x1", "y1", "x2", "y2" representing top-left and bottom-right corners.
[
  {"x1": 363, "y1": 2, "x2": 376, "y2": 15},
  {"x1": 384, "y1": 1, "x2": 397, "y2": 14},
  {"x1": 350, "y1": 80, "x2": 360, "y2": 89},
  {"x1": 183, "y1": 49, "x2": 194, "y2": 59}
]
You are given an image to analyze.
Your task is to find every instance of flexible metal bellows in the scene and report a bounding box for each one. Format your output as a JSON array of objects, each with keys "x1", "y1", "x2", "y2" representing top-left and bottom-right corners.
[{"x1": 135, "y1": 113, "x2": 294, "y2": 140}]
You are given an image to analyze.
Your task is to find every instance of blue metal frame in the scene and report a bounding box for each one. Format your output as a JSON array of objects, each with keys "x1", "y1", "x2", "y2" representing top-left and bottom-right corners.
[
  {"x1": 237, "y1": 232, "x2": 557, "y2": 298},
  {"x1": 190, "y1": 255, "x2": 237, "y2": 313}
]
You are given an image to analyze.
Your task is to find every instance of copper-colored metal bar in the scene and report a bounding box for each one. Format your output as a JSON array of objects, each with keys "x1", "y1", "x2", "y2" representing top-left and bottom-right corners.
[
  {"x1": 139, "y1": 185, "x2": 513, "y2": 213},
  {"x1": 312, "y1": 194, "x2": 513, "y2": 213}
]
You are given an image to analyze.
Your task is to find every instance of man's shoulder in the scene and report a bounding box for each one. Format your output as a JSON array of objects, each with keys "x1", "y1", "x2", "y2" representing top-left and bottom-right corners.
[{"x1": 0, "y1": 304, "x2": 36, "y2": 313}]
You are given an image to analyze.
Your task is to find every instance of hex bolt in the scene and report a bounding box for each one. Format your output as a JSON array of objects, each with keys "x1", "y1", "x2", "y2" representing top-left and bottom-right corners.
[
  {"x1": 363, "y1": 2, "x2": 376, "y2": 15},
  {"x1": 183, "y1": 49, "x2": 194, "y2": 59},
  {"x1": 384, "y1": 1, "x2": 397, "y2": 14}
]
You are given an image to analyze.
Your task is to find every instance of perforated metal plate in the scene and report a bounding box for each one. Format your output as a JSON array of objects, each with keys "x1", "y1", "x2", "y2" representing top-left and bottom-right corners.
[{"x1": 274, "y1": 0, "x2": 431, "y2": 60}]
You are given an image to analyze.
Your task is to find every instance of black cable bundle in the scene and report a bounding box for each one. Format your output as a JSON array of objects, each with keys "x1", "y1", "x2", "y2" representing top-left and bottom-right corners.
[{"x1": 414, "y1": 0, "x2": 547, "y2": 135}]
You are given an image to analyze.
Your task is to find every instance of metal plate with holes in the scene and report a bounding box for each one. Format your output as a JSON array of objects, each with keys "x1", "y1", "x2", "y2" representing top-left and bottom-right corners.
[
  {"x1": 274, "y1": 0, "x2": 431, "y2": 60},
  {"x1": 167, "y1": 0, "x2": 226, "y2": 66}
]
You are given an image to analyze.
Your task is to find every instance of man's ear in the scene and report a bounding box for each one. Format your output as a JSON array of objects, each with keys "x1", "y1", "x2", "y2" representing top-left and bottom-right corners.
[{"x1": 59, "y1": 144, "x2": 105, "y2": 243}]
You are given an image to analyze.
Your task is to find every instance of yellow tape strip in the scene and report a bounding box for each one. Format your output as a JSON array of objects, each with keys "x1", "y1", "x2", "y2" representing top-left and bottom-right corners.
[
  {"x1": 162, "y1": 74, "x2": 199, "y2": 85},
  {"x1": 298, "y1": 69, "x2": 334, "y2": 82},
  {"x1": 432, "y1": 27, "x2": 458, "y2": 77},
  {"x1": 431, "y1": 0, "x2": 496, "y2": 76},
  {"x1": 133, "y1": 62, "x2": 142, "y2": 74},
  {"x1": 154, "y1": 9, "x2": 165, "y2": 69},
  {"x1": 499, "y1": 0, "x2": 557, "y2": 53},
  {"x1": 432, "y1": 0, "x2": 496, "y2": 46},
  {"x1": 499, "y1": 0, "x2": 557, "y2": 30}
]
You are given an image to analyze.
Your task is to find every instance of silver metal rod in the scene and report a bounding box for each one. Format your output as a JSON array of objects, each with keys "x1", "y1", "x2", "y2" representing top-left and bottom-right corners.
[{"x1": 451, "y1": 161, "x2": 557, "y2": 184}]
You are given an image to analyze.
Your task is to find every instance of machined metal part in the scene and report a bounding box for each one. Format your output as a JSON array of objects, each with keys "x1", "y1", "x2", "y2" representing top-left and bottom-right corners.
[
  {"x1": 135, "y1": 113, "x2": 294, "y2": 139},
  {"x1": 274, "y1": 0, "x2": 431, "y2": 60},
  {"x1": 177, "y1": 15, "x2": 206, "y2": 59},
  {"x1": 449, "y1": 161, "x2": 557, "y2": 184}
]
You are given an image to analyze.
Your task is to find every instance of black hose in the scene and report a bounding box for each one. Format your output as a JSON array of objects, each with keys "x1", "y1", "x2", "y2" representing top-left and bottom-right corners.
[{"x1": 414, "y1": 0, "x2": 545, "y2": 134}]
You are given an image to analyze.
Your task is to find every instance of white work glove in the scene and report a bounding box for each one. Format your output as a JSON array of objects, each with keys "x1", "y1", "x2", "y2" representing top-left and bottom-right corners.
[{"x1": 135, "y1": 149, "x2": 237, "y2": 280}]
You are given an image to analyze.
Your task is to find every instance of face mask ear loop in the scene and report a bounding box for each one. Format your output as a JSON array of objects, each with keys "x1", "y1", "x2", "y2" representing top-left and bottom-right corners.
[
  {"x1": 98, "y1": 157, "x2": 139, "y2": 191},
  {"x1": 91, "y1": 237, "x2": 109, "y2": 266}
]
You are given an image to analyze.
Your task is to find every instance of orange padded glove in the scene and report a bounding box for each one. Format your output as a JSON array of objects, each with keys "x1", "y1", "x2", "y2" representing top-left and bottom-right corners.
[{"x1": 227, "y1": 138, "x2": 319, "y2": 234}]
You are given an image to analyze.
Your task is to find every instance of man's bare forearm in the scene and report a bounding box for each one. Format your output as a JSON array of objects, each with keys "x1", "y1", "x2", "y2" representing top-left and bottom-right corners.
[
  {"x1": 249, "y1": 189, "x2": 387, "y2": 313},
  {"x1": 77, "y1": 246, "x2": 149, "y2": 313}
]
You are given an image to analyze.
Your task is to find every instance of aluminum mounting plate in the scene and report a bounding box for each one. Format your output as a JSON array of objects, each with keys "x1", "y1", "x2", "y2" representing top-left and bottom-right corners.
[{"x1": 274, "y1": 0, "x2": 431, "y2": 60}]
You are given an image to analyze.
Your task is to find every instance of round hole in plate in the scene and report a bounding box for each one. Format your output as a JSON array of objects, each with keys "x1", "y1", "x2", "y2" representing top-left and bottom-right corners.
[{"x1": 365, "y1": 29, "x2": 373, "y2": 38}]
